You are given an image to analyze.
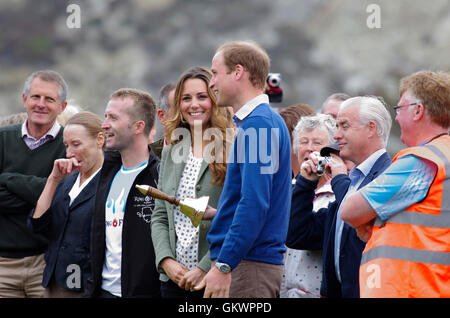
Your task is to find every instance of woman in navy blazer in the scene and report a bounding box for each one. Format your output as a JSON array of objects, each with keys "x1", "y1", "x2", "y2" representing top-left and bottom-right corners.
[{"x1": 30, "y1": 112, "x2": 104, "y2": 297}]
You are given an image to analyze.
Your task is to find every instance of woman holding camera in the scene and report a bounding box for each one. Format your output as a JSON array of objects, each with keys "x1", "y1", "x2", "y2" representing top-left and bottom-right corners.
[{"x1": 281, "y1": 113, "x2": 340, "y2": 298}]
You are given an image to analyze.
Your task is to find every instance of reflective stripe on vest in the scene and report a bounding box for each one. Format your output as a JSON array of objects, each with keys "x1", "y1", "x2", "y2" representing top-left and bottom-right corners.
[{"x1": 361, "y1": 246, "x2": 450, "y2": 266}]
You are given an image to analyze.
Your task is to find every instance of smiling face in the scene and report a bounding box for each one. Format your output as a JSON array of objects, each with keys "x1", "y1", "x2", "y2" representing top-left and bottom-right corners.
[
  {"x1": 63, "y1": 124, "x2": 103, "y2": 176},
  {"x1": 210, "y1": 52, "x2": 238, "y2": 109},
  {"x1": 101, "y1": 97, "x2": 136, "y2": 151},
  {"x1": 395, "y1": 89, "x2": 418, "y2": 147},
  {"x1": 334, "y1": 105, "x2": 370, "y2": 164},
  {"x1": 297, "y1": 127, "x2": 330, "y2": 164},
  {"x1": 180, "y1": 78, "x2": 213, "y2": 131},
  {"x1": 22, "y1": 77, "x2": 66, "y2": 135}
]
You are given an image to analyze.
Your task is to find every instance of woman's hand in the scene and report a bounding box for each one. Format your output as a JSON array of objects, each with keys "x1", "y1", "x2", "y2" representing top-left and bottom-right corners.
[
  {"x1": 50, "y1": 158, "x2": 80, "y2": 183},
  {"x1": 179, "y1": 267, "x2": 207, "y2": 291},
  {"x1": 160, "y1": 258, "x2": 189, "y2": 286},
  {"x1": 33, "y1": 157, "x2": 80, "y2": 219}
]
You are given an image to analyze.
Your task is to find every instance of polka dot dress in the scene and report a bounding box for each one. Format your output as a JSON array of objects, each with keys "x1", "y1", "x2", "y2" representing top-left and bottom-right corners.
[
  {"x1": 174, "y1": 149, "x2": 203, "y2": 270},
  {"x1": 280, "y1": 182, "x2": 335, "y2": 298}
]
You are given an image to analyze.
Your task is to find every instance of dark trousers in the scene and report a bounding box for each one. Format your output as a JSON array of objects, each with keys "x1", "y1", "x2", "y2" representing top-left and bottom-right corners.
[
  {"x1": 98, "y1": 288, "x2": 120, "y2": 298},
  {"x1": 160, "y1": 280, "x2": 204, "y2": 299}
]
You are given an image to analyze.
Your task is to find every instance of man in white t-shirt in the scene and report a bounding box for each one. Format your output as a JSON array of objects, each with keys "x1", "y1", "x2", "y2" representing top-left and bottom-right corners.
[{"x1": 86, "y1": 88, "x2": 161, "y2": 298}]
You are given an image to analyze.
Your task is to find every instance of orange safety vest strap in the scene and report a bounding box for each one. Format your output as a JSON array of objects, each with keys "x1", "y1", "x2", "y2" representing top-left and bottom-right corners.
[{"x1": 361, "y1": 246, "x2": 450, "y2": 266}]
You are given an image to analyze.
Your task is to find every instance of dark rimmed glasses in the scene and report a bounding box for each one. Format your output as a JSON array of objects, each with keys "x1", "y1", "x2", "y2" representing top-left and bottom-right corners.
[{"x1": 393, "y1": 102, "x2": 418, "y2": 114}]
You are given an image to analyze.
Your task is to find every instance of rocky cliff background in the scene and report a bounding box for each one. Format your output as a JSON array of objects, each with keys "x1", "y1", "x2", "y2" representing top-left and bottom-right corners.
[{"x1": 1, "y1": 0, "x2": 449, "y2": 154}]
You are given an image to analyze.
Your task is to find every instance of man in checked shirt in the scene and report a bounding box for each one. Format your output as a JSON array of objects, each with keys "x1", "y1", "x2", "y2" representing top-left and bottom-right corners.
[{"x1": 0, "y1": 70, "x2": 67, "y2": 297}]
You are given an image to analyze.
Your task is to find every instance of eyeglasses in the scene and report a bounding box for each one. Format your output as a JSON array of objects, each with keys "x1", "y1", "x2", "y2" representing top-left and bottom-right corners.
[{"x1": 393, "y1": 103, "x2": 418, "y2": 114}]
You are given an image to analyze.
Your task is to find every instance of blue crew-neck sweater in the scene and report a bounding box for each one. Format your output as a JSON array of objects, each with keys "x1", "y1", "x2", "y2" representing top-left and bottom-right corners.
[{"x1": 207, "y1": 103, "x2": 292, "y2": 269}]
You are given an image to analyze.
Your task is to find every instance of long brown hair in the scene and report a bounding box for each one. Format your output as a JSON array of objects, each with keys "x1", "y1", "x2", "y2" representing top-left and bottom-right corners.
[{"x1": 165, "y1": 66, "x2": 234, "y2": 185}]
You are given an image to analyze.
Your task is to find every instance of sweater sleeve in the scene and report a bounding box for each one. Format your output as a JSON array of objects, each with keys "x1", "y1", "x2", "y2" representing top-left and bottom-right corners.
[
  {"x1": 0, "y1": 183, "x2": 31, "y2": 213},
  {"x1": 286, "y1": 175, "x2": 327, "y2": 250},
  {"x1": 0, "y1": 172, "x2": 47, "y2": 205},
  {"x1": 28, "y1": 206, "x2": 52, "y2": 237}
]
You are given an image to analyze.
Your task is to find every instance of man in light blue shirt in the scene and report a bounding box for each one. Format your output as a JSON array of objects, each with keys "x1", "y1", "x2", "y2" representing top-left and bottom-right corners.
[{"x1": 333, "y1": 149, "x2": 386, "y2": 282}]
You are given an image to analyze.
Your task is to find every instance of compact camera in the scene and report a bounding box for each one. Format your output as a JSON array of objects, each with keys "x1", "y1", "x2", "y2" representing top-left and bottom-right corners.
[
  {"x1": 316, "y1": 156, "x2": 331, "y2": 176},
  {"x1": 265, "y1": 73, "x2": 283, "y2": 103}
]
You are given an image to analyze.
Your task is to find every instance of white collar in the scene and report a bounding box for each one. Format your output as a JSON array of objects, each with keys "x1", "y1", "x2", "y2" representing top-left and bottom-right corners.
[
  {"x1": 355, "y1": 148, "x2": 387, "y2": 177},
  {"x1": 21, "y1": 120, "x2": 61, "y2": 140},
  {"x1": 68, "y1": 167, "x2": 101, "y2": 205},
  {"x1": 234, "y1": 94, "x2": 269, "y2": 121}
]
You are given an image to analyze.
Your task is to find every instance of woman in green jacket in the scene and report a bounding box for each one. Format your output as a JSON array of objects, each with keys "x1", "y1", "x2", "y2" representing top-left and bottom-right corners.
[{"x1": 151, "y1": 66, "x2": 234, "y2": 298}]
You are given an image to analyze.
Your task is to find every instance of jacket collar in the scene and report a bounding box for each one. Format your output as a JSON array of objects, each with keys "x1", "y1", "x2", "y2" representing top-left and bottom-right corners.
[
  {"x1": 60, "y1": 172, "x2": 100, "y2": 212},
  {"x1": 70, "y1": 172, "x2": 101, "y2": 210},
  {"x1": 339, "y1": 151, "x2": 391, "y2": 248}
]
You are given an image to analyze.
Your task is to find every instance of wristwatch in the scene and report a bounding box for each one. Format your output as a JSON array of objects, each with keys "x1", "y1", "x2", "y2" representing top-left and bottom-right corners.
[{"x1": 215, "y1": 261, "x2": 231, "y2": 273}]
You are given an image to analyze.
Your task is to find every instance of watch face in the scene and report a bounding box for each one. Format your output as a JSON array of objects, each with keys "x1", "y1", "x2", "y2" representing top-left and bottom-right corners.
[
  {"x1": 220, "y1": 264, "x2": 230, "y2": 273},
  {"x1": 216, "y1": 262, "x2": 231, "y2": 273}
]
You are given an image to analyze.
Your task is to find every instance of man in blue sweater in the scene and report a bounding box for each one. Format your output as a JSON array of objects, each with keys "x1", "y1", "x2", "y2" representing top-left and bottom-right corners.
[{"x1": 197, "y1": 41, "x2": 292, "y2": 298}]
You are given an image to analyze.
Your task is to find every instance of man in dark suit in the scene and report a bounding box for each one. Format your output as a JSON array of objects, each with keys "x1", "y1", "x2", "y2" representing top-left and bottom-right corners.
[{"x1": 286, "y1": 96, "x2": 392, "y2": 298}]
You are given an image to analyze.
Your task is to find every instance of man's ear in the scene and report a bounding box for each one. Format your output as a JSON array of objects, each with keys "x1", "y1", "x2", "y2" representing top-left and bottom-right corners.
[
  {"x1": 134, "y1": 120, "x2": 146, "y2": 134},
  {"x1": 157, "y1": 109, "x2": 166, "y2": 125},
  {"x1": 413, "y1": 103, "x2": 425, "y2": 122},
  {"x1": 233, "y1": 64, "x2": 245, "y2": 80},
  {"x1": 367, "y1": 121, "x2": 378, "y2": 138},
  {"x1": 60, "y1": 101, "x2": 68, "y2": 113}
]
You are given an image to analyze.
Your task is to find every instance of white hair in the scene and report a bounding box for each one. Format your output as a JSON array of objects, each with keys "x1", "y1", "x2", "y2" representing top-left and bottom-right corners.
[
  {"x1": 339, "y1": 96, "x2": 392, "y2": 147},
  {"x1": 23, "y1": 70, "x2": 68, "y2": 102},
  {"x1": 57, "y1": 101, "x2": 82, "y2": 125},
  {"x1": 292, "y1": 113, "x2": 337, "y2": 155}
]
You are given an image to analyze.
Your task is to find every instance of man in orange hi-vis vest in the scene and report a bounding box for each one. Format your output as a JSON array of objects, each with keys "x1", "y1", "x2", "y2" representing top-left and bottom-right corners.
[{"x1": 340, "y1": 70, "x2": 450, "y2": 298}]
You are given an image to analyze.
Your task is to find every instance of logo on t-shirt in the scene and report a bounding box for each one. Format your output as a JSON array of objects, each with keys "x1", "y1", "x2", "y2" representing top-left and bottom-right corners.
[
  {"x1": 105, "y1": 187, "x2": 125, "y2": 228},
  {"x1": 134, "y1": 195, "x2": 155, "y2": 224}
]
